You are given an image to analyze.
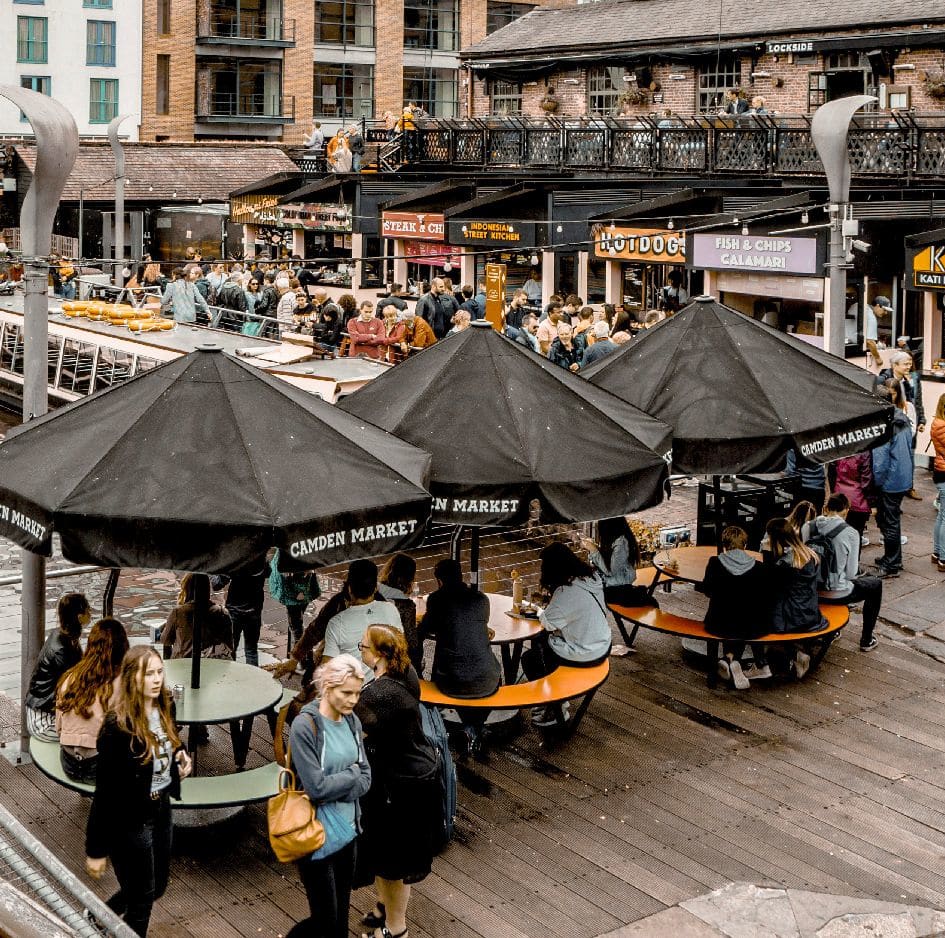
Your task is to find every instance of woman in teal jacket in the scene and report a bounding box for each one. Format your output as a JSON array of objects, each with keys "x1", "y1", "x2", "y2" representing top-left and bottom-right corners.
[{"x1": 268, "y1": 549, "x2": 320, "y2": 654}]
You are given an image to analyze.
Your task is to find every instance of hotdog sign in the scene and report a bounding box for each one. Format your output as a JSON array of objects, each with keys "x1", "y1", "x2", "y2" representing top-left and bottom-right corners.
[{"x1": 594, "y1": 226, "x2": 686, "y2": 264}]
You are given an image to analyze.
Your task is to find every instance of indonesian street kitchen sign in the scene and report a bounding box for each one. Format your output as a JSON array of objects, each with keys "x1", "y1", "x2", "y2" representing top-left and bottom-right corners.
[
  {"x1": 910, "y1": 243, "x2": 945, "y2": 290},
  {"x1": 447, "y1": 219, "x2": 537, "y2": 247},
  {"x1": 689, "y1": 233, "x2": 820, "y2": 277},
  {"x1": 381, "y1": 211, "x2": 445, "y2": 241},
  {"x1": 594, "y1": 226, "x2": 686, "y2": 264}
]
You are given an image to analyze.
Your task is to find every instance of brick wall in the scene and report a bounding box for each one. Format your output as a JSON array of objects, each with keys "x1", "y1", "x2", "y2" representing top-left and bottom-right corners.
[
  {"x1": 375, "y1": 0, "x2": 406, "y2": 118},
  {"x1": 141, "y1": 0, "x2": 198, "y2": 140},
  {"x1": 283, "y1": 0, "x2": 313, "y2": 142}
]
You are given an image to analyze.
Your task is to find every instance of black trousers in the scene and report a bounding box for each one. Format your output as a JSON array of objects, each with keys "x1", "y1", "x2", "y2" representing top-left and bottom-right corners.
[
  {"x1": 107, "y1": 793, "x2": 172, "y2": 937},
  {"x1": 287, "y1": 839, "x2": 357, "y2": 938},
  {"x1": 819, "y1": 576, "x2": 883, "y2": 647},
  {"x1": 876, "y1": 490, "x2": 907, "y2": 570},
  {"x1": 603, "y1": 584, "x2": 659, "y2": 609},
  {"x1": 286, "y1": 604, "x2": 307, "y2": 655},
  {"x1": 522, "y1": 633, "x2": 611, "y2": 681},
  {"x1": 229, "y1": 606, "x2": 262, "y2": 667}
]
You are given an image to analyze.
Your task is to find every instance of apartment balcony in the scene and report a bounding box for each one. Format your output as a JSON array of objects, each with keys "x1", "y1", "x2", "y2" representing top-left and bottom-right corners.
[
  {"x1": 195, "y1": 93, "x2": 295, "y2": 124},
  {"x1": 196, "y1": 14, "x2": 295, "y2": 46}
]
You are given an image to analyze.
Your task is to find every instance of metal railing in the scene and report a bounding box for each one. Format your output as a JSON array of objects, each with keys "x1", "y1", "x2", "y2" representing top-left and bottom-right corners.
[
  {"x1": 196, "y1": 93, "x2": 295, "y2": 122},
  {"x1": 323, "y1": 112, "x2": 945, "y2": 179},
  {"x1": 197, "y1": 14, "x2": 295, "y2": 42}
]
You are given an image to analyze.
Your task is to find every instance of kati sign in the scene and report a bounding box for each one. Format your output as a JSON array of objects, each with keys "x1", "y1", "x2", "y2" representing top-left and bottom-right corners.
[
  {"x1": 689, "y1": 233, "x2": 820, "y2": 277},
  {"x1": 595, "y1": 226, "x2": 686, "y2": 264},
  {"x1": 911, "y1": 244, "x2": 945, "y2": 290}
]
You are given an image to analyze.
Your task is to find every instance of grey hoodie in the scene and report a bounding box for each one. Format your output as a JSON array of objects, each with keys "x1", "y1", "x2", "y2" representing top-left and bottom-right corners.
[
  {"x1": 811, "y1": 515, "x2": 859, "y2": 596},
  {"x1": 718, "y1": 549, "x2": 756, "y2": 576}
]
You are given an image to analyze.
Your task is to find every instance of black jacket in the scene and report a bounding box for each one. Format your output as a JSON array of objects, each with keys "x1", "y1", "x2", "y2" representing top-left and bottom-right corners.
[
  {"x1": 217, "y1": 281, "x2": 247, "y2": 312},
  {"x1": 877, "y1": 367, "x2": 925, "y2": 426},
  {"x1": 697, "y1": 555, "x2": 771, "y2": 640},
  {"x1": 25, "y1": 631, "x2": 82, "y2": 712},
  {"x1": 255, "y1": 284, "x2": 279, "y2": 318},
  {"x1": 211, "y1": 559, "x2": 270, "y2": 614},
  {"x1": 417, "y1": 291, "x2": 458, "y2": 339},
  {"x1": 768, "y1": 554, "x2": 826, "y2": 633},
  {"x1": 374, "y1": 294, "x2": 407, "y2": 318},
  {"x1": 86, "y1": 713, "x2": 183, "y2": 859}
]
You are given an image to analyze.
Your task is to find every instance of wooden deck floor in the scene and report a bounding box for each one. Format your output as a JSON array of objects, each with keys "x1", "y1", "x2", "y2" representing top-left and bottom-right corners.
[{"x1": 2, "y1": 616, "x2": 945, "y2": 938}]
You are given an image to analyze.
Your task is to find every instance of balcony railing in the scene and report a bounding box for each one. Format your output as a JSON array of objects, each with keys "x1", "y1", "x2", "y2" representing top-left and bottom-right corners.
[
  {"x1": 357, "y1": 113, "x2": 945, "y2": 179},
  {"x1": 196, "y1": 93, "x2": 295, "y2": 122},
  {"x1": 197, "y1": 15, "x2": 295, "y2": 44}
]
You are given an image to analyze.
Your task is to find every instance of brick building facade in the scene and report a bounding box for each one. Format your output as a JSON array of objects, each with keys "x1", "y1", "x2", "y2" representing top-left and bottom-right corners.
[
  {"x1": 139, "y1": 0, "x2": 563, "y2": 144},
  {"x1": 463, "y1": 0, "x2": 945, "y2": 120}
]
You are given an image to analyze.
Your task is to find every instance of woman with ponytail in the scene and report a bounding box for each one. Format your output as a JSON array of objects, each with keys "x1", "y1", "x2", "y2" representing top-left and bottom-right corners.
[{"x1": 355, "y1": 625, "x2": 439, "y2": 938}]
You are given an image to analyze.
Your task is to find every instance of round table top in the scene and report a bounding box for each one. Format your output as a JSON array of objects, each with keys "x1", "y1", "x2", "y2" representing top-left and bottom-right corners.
[
  {"x1": 485, "y1": 593, "x2": 544, "y2": 645},
  {"x1": 652, "y1": 545, "x2": 763, "y2": 585},
  {"x1": 163, "y1": 659, "x2": 284, "y2": 725}
]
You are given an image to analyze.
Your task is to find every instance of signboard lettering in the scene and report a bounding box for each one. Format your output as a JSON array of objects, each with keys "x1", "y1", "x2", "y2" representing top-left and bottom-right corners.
[
  {"x1": 595, "y1": 226, "x2": 686, "y2": 263},
  {"x1": 381, "y1": 211, "x2": 445, "y2": 241},
  {"x1": 467, "y1": 222, "x2": 519, "y2": 243},
  {"x1": 484, "y1": 263, "x2": 506, "y2": 331},
  {"x1": 766, "y1": 40, "x2": 815, "y2": 54},
  {"x1": 911, "y1": 244, "x2": 945, "y2": 291},
  {"x1": 689, "y1": 233, "x2": 819, "y2": 276},
  {"x1": 0, "y1": 501, "x2": 49, "y2": 545},
  {"x1": 799, "y1": 422, "x2": 887, "y2": 459},
  {"x1": 289, "y1": 518, "x2": 419, "y2": 559},
  {"x1": 278, "y1": 202, "x2": 352, "y2": 232}
]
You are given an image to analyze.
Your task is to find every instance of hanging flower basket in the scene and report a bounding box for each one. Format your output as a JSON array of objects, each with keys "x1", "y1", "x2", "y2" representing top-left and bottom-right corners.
[
  {"x1": 540, "y1": 92, "x2": 560, "y2": 113},
  {"x1": 926, "y1": 73, "x2": 945, "y2": 100},
  {"x1": 618, "y1": 88, "x2": 649, "y2": 110}
]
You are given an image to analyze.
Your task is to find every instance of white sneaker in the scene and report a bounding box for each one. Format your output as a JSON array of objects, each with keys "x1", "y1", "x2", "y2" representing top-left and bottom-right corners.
[
  {"x1": 743, "y1": 664, "x2": 772, "y2": 680},
  {"x1": 860, "y1": 534, "x2": 870, "y2": 547},
  {"x1": 717, "y1": 658, "x2": 732, "y2": 681},
  {"x1": 901, "y1": 535, "x2": 909, "y2": 545},
  {"x1": 729, "y1": 660, "x2": 750, "y2": 690},
  {"x1": 795, "y1": 650, "x2": 811, "y2": 679}
]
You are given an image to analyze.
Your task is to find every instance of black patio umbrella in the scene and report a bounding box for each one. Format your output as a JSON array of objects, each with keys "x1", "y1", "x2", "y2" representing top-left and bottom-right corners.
[
  {"x1": 339, "y1": 321, "x2": 673, "y2": 578},
  {"x1": 0, "y1": 346, "x2": 432, "y2": 685},
  {"x1": 582, "y1": 296, "x2": 894, "y2": 476}
]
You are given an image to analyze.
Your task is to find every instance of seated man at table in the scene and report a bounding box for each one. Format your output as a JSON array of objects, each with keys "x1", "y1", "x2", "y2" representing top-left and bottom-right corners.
[
  {"x1": 421, "y1": 558, "x2": 502, "y2": 758},
  {"x1": 696, "y1": 526, "x2": 771, "y2": 690},
  {"x1": 323, "y1": 559, "x2": 401, "y2": 682},
  {"x1": 421, "y1": 558, "x2": 500, "y2": 760}
]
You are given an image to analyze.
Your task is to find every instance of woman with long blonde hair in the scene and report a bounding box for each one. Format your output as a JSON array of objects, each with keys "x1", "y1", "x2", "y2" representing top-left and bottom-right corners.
[{"x1": 85, "y1": 647, "x2": 192, "y2": 936}]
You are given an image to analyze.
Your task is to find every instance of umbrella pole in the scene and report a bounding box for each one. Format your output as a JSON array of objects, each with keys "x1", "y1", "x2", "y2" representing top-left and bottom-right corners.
[
  {"x1": 470, "y1": 528, "x2": 480, "y2": 589},
  {"x1": 450, "y1": 525, "x2": 464, "y2": 566},
  {"x1": 191, "y1": 586, "x2": 205, "y2": 690},
  {"x1": 713, "y1": 474, "x2": 724, "y2": 547},
  {"x1": 102, "y1": 568, "x2": 120, "y2": 618}
]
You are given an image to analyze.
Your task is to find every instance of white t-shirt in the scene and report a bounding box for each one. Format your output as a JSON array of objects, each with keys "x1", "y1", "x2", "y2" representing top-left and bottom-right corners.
[
  {"x1": 863, "y1": 305, "x2": 878, "y2": 343},
  {"x1": 324, "y1": 600, "x2": 402, "y2": 680}
]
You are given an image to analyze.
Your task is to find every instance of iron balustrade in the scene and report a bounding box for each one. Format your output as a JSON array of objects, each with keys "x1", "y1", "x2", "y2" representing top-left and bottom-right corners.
[
  {"x1": 196, "y1": 93, "x2": 295, "y2": 121},
  {"x1": 197, "y1": 15, "x2": 296, "y2": 42},
  {"x1": 289, "y1": 114, "x2": 945, "y2": 180}
]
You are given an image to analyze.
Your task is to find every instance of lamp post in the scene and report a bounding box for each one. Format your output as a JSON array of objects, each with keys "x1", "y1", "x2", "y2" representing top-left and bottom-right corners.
[
  {"x1": 78, "y1": 175, "x2": 117, "y2": 272},
  {"x1": 0, "y1": 86, "x2": 78, "y2": 756},
  {"x1": 810, "y1": 95, "x2": 876, "y2": 357},
  {"x1": 107, "y1": 114, "x2": 134, "y2": 287}
]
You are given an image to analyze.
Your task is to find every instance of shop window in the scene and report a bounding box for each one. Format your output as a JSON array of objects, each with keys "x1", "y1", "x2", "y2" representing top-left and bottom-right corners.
[
  {"x1": 490, "y1": 80, "x2": 522, "y2": 116},
  {"x1": 20, "y1": 75, "x2": 50, "y2": 121},
  {"x1": 486, "y1": 1, "x2": 533, "y2": 34},
  {"x1": 16, "y1": 16, "x2": 47, "y2": 63},
  {"x1": 313, "y1": 63, "x2": 374, "y2": 119},
  {"x1": 156, "y1": 54, "x2": 170, "y2": 115},
  {"x1": 697, "y1": 55, "x2": 740, "y2": 112},
  {"x1": 404, "y1": 0, "x2": 458, "y2": 53},
  {"x1": 89, "y1": 77, "x2": 119, "y2": 123},
  {"x1": 315, "y1": 0, "x2": 374, "y2": 47},
  {"x1": 86, "y1": 20, "x2": 116, "y2": 67},
  {"x1": 403, "y1": 67, "x2": 457, "y2": 118},
  {"x1": 587, "y1": 66, "x2": 622, "y2": 117}
]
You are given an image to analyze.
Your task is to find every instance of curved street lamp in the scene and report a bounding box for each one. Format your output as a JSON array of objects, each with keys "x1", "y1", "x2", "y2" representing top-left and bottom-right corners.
[
  {"x1": 0, "y1": 85, "x2": 78, "y2": 754},
  {"x1": 107, "y1": 113, "x2": 135, "y2": 287}
]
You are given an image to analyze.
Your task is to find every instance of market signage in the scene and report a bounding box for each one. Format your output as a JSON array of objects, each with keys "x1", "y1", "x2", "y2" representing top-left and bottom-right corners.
[
  {"x1": 594, "y1": 226, "x2": 686, "y2": 264},
  {"x1": 230, "y1": 193, "x2": 282, "y2": 225},
  {"x1": 381, "y1": 211, "x2": 445, "y2": 241},
  {"x1": 689, "y1": 233, "x2": 819, "y2": 276},
  {"x1": 279, "y1": 203, "x2": 352, "y2": 232},
  {"x1": 447, "y1": 219, "x2": 537, "y2": 247},
  {"x1": 484, "y1": 263, "x2": 506, "y2": 331},
  {"x1": 911, "y1": 244, "x2": 945, "y2": 289},
  {"x1": 765, "y1": 40, "x2": 818, "y2": 54},
  {"x1": 403, "y1": 239, "x2": 459, "y2": 267}
]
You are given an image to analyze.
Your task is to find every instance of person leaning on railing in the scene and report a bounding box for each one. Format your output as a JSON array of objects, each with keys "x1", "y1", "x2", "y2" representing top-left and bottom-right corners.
[{"x1": 160, "y1": 267, "x2": 210, "y2": 324}]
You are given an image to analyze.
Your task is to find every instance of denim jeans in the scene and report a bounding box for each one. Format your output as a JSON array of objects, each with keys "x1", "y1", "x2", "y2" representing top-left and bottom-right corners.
[
  {"x1": 876, "y1": 489, "x2": 907, "y2": 570},
  {"x1": 229, "y1": 607, "x2": 262, "y2": 667},
  {"x1": 935, "y1": 481, "x2": 945, "y2": 560},
  {"x1": 287, "y1": 839, "x2": 356, "y2": 938},
  {"x1": 107, "y1": 793, "x2": 172, "y2": 937},
  {"x1": 351, "y1": 153, "x2": 362, "y2": 172}
]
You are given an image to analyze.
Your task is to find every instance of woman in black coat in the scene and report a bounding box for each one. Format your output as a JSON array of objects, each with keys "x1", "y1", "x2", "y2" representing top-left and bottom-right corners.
[
  {"x1": 85, "y1": 647, "x2": 192, "y2": 937},
  {"x1": 356, "y1": 625, "x2": 439, "y2": 938}
]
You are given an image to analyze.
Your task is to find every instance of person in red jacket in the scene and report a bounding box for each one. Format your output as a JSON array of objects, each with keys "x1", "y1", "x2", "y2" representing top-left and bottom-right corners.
[
  {"x1": 931, "y1": 393, "x2": 945, "y2": 572},
  {"x1": 348, "y1": 301, "x2": 385, "y2": 358},
  {"x1": 828, "y1": 451, "x2": 875, "y2": 545}
]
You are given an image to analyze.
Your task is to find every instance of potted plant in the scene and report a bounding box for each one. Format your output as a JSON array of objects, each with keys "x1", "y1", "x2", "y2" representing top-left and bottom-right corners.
[
  {"x1": 926, "y1": 71, "x2": 945, "y2": 100},
  {"x1": 540, "y1": 87, "x2": 560, "y2": 113}
]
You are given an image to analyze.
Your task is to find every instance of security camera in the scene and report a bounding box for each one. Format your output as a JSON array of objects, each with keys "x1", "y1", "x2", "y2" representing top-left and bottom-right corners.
[{"x1": 851, "y1": 239, "x2": 871, "y2": 252}]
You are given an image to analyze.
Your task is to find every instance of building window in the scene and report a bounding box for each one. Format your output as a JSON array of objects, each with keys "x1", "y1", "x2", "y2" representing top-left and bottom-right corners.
[
  {"x1": 199, "y1": 60, "x2": 284, "y2": 117},
  {"x1": 404, "y1": 0, "x2": 458, "y2": 53},
  {"x1": 83, "y1": 0, "x2": 113, "y2": 7},
  {"x1": 315, "y1": 0, "x2": 374, "y2": 46},
  {"x1": 19, "y1": 75, "x2": 50, "y2": 121},
  {"x1": 490, "y1": 80, "x2": 522, "y2": 115},
  {"x1": 312, "y1": 63, "x2": 374, "y2": 119},
  {"x1": 86, "y1": 20, "x2": 116, "y2": 66},
  {"x1": 885, "y1": 84, "x2": 911, "y2": 110},
  {"x1": 825, "y1": 52, "x2": 865, "y2": 70},
  {"x1": 14, "y1": 0, "x2": 45, "y2": 5},
  {"x1": 16, "y1": 16, "x2": 48, "y2": 63},
  {"x1": 486, "y1": 2, "x2": 533, "y2": 34},
  {"x1": 697, "y1": 55, "x2": 740, "y2": 112},
  {"x1": 587, "y1": 66, "x2": 622, "y2": 116},
  {"x1": 156, "y1": 54, "x2": 170, "y2": 115},
  {"x1": 403, "y1": 66, "x2": 457, "y2": 118},
  {"x1": 157, "y1": 0, "x2": 171, "y2": 34},
  {"x1": 90, "y1": 77, "x2": 119, "y2": 123}
]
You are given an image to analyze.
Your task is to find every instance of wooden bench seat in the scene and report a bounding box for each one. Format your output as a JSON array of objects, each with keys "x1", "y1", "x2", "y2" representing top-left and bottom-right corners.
[
  {"x1": 419, "y1": 660, "x2": 609, "y2": 736},
  {"x1": 29, "y1": 739, "x2": 281, "y2": 809},
  {"x1": 607, "y1": 604, "x2": 849, "y2": 687}
]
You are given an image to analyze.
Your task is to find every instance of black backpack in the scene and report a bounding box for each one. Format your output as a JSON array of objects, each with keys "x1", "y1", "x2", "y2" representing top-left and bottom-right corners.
[{"x1": 807, "y1": 523, "x2": 847, "y2": 589}]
